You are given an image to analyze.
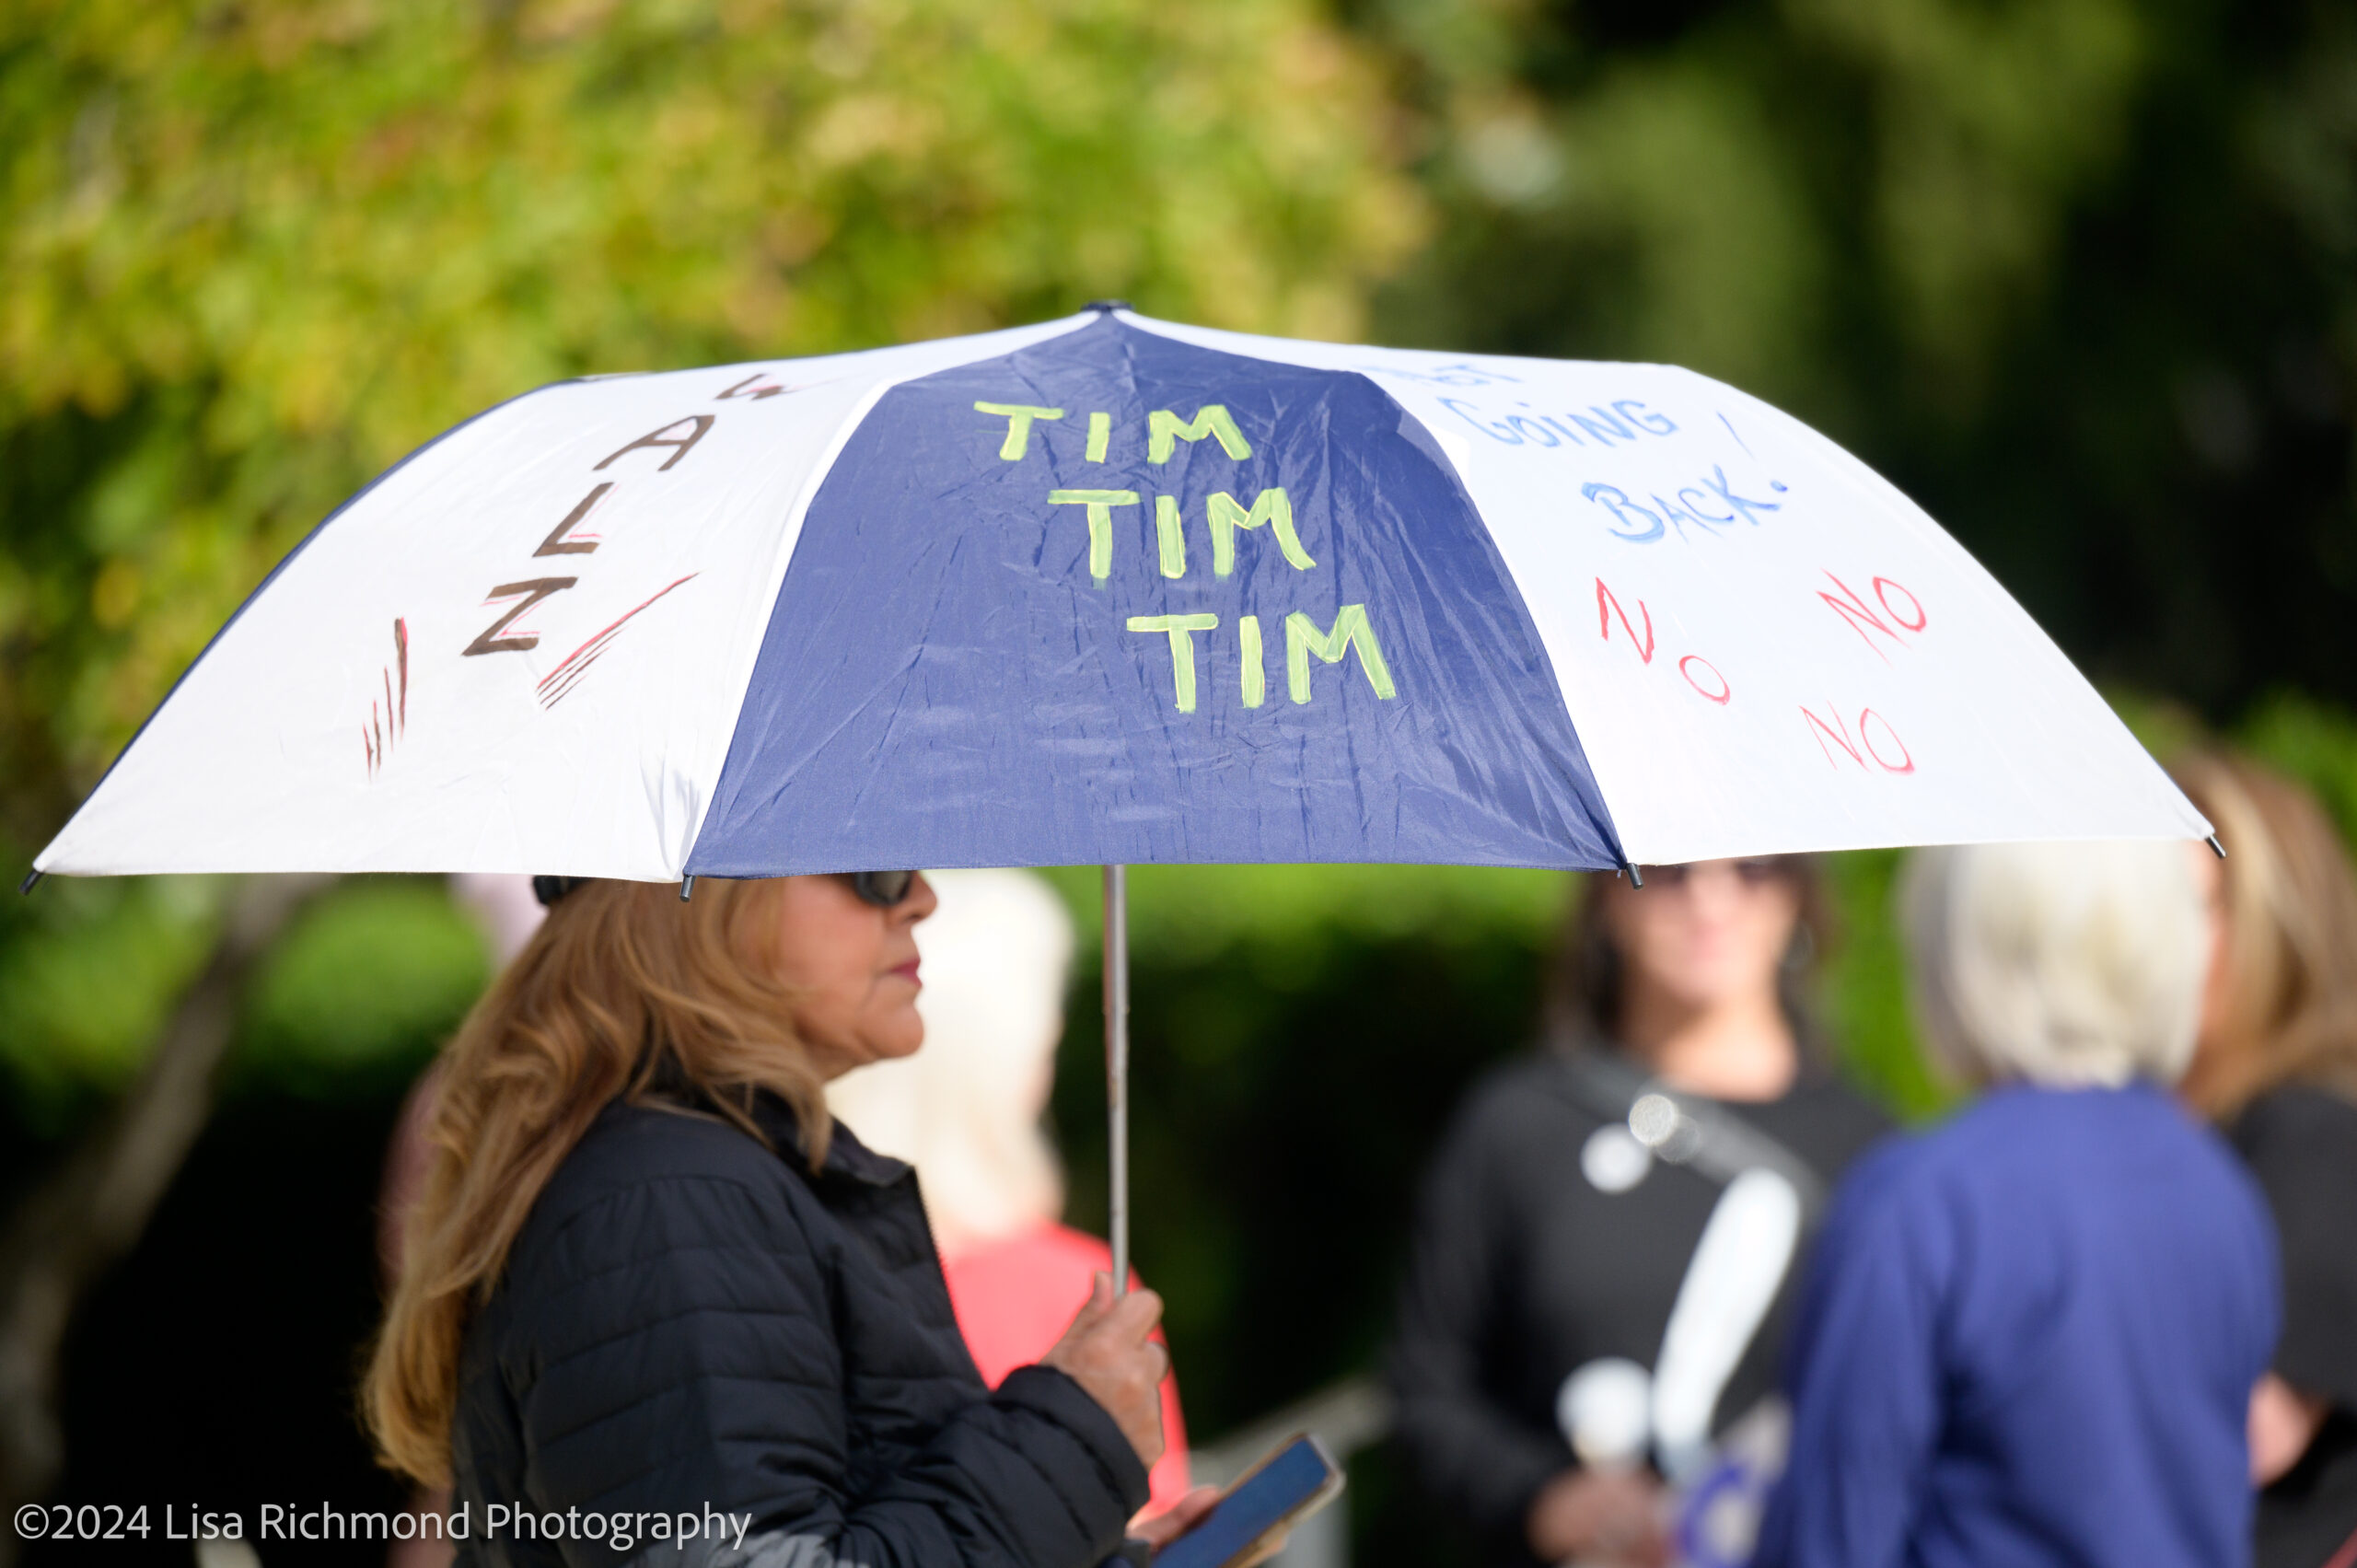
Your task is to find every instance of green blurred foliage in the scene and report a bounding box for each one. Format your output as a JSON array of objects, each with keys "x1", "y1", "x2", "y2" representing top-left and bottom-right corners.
[
  {"x1": 2240, "y1": 689, "x2": 2357, "y2": 846},
  {"x1": 1818, "y1": 846, "x2": 1944, "y2": 1118},
  {"x1": 0, "y1": 874, "x2": 489, "y2": 1125},
  {"x1": 236, "y1": 877, "x2": 490, "y2": 1098},
  {"x1": 0, "y1": 873, "x2": 219, "y2": 1128},
  {"x1": 1033, "y1": 862, "x2": 1570, "y2": 964}
]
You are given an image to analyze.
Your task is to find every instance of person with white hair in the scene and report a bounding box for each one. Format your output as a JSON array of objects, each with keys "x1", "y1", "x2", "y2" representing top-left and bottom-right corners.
[
  {"x1": 1754, "y1": 839, "x2": 2282, "y2": 1568},
  {"x1": 828, "y1": 868, "x2": 1193, "y2": 1516}
]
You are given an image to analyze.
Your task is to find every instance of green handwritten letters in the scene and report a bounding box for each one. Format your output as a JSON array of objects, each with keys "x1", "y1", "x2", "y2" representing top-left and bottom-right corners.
[
  {"x1": 982, "y1": 401, "x2": 1399, "y2": 714},
  {"x1": 1208, "y1": 488, "x2": 1314, "y2": 576},
  {"x1": 1126, "y1": 614, "x2": 1219, "y2": 712},
  {"x1": 973, "y1": 402, "x2": 1063, "y2": 460},
  {"x1": 1126, "y1": 608, "x2": 1390, "y2": 711},
  {"x1": 1056, "y1": 487, "x2": 1309, "y2": 584},
  {"x1": 1155, "y1": 496, "x2": 1188, "y2": 579},
  {"x1": 1046, "y1": 490, "x2": 1138, "y2": 582},
  {"x1": 1148, "y1": 405, "x2": 1252, "y2": 463},
  {"x1": 1287, "y1": 606, "x2": 1396, "y2": 703}
]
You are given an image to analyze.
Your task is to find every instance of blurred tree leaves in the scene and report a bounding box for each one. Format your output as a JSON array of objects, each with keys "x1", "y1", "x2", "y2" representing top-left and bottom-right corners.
[
  {"x1": 1033, "y1": 863, "x2": 1569, "y2": 969},
  {"x1": 0, "y1": 876, "x2": 219, "y2": 1126},
  {"x1": 236, "y1": 877, "x2": 488, "y2": 1098},
  {"x1": 0, "y1": 876, "x2": 488, "y2": 1123},
  {"x1": 2240, "y1": 689, "x2": 2357, "y2": 845},
  {"x1": 0, "y1": 0, "x2": 1426, "y2": 838}
]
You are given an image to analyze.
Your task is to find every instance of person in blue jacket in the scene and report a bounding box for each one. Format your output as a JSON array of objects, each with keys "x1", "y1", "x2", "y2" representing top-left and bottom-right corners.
[{"x1": 1755, "y1": 839, "x2": 2281, "y2": 1568}]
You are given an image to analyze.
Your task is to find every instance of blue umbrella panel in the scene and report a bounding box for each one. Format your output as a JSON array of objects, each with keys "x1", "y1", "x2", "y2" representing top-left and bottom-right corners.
[{"x1": 692, "y1": 315, "x2": 1624, "y2": 877}]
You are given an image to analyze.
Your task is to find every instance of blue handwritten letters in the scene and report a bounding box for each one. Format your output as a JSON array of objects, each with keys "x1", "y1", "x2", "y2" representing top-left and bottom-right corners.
[
  {"x1": 1435, "y1": 396, "x2": 1679, "y2": 450},
  {"x1": 1581, "y1": 466, "x2": 1789, "y2": 544},
  {"x1": 1420, "y1": 387, "x2": 1793, "y2": 546}
]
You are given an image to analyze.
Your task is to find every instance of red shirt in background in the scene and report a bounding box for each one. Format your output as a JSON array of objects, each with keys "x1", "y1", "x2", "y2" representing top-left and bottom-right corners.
[{"x1": 940, "y1": 1222, "x2": 1192, "y2": 1514}]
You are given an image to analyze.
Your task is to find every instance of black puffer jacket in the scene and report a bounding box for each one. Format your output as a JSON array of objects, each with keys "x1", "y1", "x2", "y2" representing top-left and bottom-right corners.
[{"x1": 452, "y1": 1092, "x2": 1147, "y2": 1568}]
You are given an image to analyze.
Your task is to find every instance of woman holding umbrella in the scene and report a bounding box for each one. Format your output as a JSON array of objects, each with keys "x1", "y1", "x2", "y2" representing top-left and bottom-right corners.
[
  {"x1": 1391, "y1": 857, "x2": 1891, "y2": 1568},
  {"x1": 366, "y1": 872, "x2": 1215, "y2": 1568}
]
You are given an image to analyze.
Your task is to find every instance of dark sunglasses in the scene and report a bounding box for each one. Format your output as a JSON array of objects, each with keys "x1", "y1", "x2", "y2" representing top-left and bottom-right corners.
[
  {"x1": 1637, "y1": 858, "x2": 1788, "y2": 889},
  {"x1": 842, "y1": 869, "x2": 920, "y2": 908}
]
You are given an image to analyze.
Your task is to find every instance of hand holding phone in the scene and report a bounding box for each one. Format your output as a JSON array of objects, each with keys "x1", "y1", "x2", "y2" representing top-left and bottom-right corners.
[{"x1": 1150, "y1": 1434, "x2": 1342, "y2": 1568}]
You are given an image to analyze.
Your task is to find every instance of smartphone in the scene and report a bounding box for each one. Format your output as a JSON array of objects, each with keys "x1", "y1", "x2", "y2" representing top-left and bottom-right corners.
[{"x1": 1153, "y1": 1434, "x2": 1343, "y2": 1568}]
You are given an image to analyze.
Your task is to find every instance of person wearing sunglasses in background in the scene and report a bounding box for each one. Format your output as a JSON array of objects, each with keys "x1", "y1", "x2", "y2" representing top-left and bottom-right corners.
[
  {"x1": 1391, "y1": 858, "x2": 1892, "y2": 1568},
  {"x1": 368, "y1": 871, "x2": 1222, "y2": 1568}
]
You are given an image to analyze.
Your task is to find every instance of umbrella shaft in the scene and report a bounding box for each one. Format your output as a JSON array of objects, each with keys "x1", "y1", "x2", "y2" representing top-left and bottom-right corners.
[{"x1": 1103, "y1": 864, "x2": 1131, "y2": 1298}]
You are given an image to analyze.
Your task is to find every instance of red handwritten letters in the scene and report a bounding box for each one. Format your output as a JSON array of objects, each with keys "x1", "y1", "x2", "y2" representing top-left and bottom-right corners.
[
  {"x1": 1801, "y1": 703, "x2": 1916, "y2": 774},
  {"x1": 361, "y1": 619, "x2": 410, "y2": 778},
  {"x1": 1817, "y1": 571, "x2": 1926, "y2": 662},
  {"x1": 1596, "y1": 578, "x2": 1731, "y2": 706},
  {"x1": 1800, "y1": 568, "x2": 1927, "y2": 776},
  {"x1": 377, "y1": 374, "x2": 775, "y2": 777}
]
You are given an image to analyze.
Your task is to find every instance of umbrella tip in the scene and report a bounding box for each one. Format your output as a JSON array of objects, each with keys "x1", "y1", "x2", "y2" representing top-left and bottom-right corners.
[
  {"x1": 17, "y1": 868, "x2": 41, "y2": 895},
  {"x1": 679, "y1": 874, "x2": 695, "y2": 902},
  {"x1": 1083, "y1": 299, "x2": 1132, "y2": 315},
  {"x1": 1624, "y1": 863, "x2": 1644, "y2": 889},
  {"x1": 2207, "y1": 833, "x2": 2226, "y2": 860}
]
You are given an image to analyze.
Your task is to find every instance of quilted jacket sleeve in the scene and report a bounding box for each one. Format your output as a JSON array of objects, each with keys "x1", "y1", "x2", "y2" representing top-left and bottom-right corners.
[{"x1": 497, "y1": 1166, "x2": 1144, "y2": 1568}]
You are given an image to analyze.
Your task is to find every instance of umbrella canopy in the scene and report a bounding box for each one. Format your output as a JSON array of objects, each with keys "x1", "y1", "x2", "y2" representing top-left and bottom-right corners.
[{"x1": 34, "y1": 306, "x2": 2206, "y2": 881}]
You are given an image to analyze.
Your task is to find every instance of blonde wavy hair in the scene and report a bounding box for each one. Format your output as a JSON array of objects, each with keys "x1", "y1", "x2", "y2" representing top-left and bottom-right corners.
[
  {"x1": 2171, "y1": 751, "x2": 2357, "y2": 1119},
  {"x1": 365, "y1": 876, "x2": 825, "y2": 1487}
]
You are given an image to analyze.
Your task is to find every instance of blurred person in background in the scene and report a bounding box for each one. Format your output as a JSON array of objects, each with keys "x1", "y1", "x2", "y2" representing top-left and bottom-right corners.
[
  {"x1": 826, "y1": 868, "x2": 1193, "y2": 1516},
  {"x1": 1756, "y1": 840, "x2": 2278, "y2": 1568},
  {"x1": 1392, "y1": 859, "x2": 1891, "y2": 1568},
  {"x1": 2175, "y1": 753, "x2": 2357, "y2": 1568},
  {"x1": 367, "y1": 873, "x2": 1219, "y2": 1568}
]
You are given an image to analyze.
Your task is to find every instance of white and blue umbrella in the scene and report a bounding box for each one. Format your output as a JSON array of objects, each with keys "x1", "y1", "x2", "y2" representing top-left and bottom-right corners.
[
  {"x1": 31, "y1": 305, "x2": 2210, "y2": 1275},
  {"x1": 36, "y1": 305, "x2": 2203, "y2": 880}
]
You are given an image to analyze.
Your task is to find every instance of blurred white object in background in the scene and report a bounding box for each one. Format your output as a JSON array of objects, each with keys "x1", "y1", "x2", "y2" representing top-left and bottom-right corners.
[
  {"x1": 827, "y1": 866, "x2": 1072, "y2": 1249},
  {"x1": 1558, "y1": 1357, "x2": 1655, "y2": 1472},
  {"x1": 1651, "y1": 1167, "x2": 1803, "y2": 1484}
]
